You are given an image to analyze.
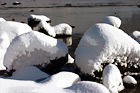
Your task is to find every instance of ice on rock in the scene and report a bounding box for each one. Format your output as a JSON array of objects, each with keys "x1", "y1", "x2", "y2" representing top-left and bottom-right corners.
[
  {"x1": 103, "y1": 64, "x2": 124, "y2": 93},
  {"x1": 9, "y1": 66, "x2": 49, "y2": 81},
  {"x1": 123, "y1": 75, "x2": 137, "y2": 85},
  {"x1": 101, "y1": 16, "x2": 121, "y2": 28},
  {"x1": 75, "y1": 23, "x2": 140, "y2": 75},
  {"x1": 3, "y1": 31, "x2": 68, "y2": 72},
  {"x1": 0, "y1": 21, "x2": 32, "y2": 70}
]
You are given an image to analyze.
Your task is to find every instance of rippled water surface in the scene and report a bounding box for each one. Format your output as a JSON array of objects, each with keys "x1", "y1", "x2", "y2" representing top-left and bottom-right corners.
[{"x1": 1, "y1": 5, "x2": 140, "y2": 92}]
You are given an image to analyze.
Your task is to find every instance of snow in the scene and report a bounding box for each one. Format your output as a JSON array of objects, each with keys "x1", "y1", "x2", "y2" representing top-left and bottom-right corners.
[
  {"x1": 53, "y1": 23, "x2": 73, "y2": 36},
  {"x1": 28, "y1": 14, "x2": 51, "y2": 22},
  {"x1": 9, "y1": 66, "x2": 49, "y2": 81},
  {"x1": 75, "y1": 23, "x2": 140, "y2": 75},
  {"x1": 103, "y1": 64, "x2": 124, "y2": 93},
  {"x1": 0, "y1": 18, "x2": 6, "y2": 21},
  {"x1": 3, "y1": 31, "x2": 68, "y2": 72},
  {"x1": 41, "y1": 71, "x2": 81, "y2": 88},
  {"x1": 0, "y1": 71, "x2": 110, "y2": 93},
  {"x1": 66, "y1": 81, "x2": 110, "y2": 93},
  {"x1": 101, "y1": 16, "x2": 121, "y2": 28},
  {"x1": 37, "y1": 21, "x2": 56, "y2": 37},
  {"x1": 123, "y1": 75, "x2": 137, "y2": 85},
  {"x1": 34, "y1": 21, "x2": 73, "y2": 37},
  {"x1": 0, "y1": 21, "x2": 32, "y2": 70},
  {"x1": 130, "y1": 31, "x2": 140, "y2": 39},
  {"x1": 67, "y1": 54, "x2": 74, "y2": 64}
]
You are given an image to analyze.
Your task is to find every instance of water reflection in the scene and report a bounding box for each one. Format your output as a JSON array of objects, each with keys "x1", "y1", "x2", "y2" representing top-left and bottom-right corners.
[{"x1": 56, "y1": 36, "x2": 72, "y2": 46}]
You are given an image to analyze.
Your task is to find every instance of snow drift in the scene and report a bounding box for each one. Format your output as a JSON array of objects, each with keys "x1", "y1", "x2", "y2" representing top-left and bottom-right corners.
[
  {"x1": 3, "y1": 31, "x2": 68, "y2": 73},
  {"x1": 75, "y1": 23, "x2": 140, "y2": 75}
]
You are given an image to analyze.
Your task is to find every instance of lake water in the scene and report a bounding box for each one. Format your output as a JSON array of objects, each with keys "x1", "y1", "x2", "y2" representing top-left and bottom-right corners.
[{"x1": 1, "y1": 5, "x2": 140, "y2": 92}]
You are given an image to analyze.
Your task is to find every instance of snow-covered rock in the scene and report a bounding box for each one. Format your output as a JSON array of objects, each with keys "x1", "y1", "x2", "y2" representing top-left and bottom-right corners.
[
  {"x1": 27, "y1": 14, "x2": 51, "y2": 29},
  {"x1": 130, "y1": 31, "x2": 140, "y2": 39},
  {"x1": 75, "y1": 23, "x2": 140, "y2": 75},
  {"x1": 0, "y1": 21, "x2": 32, "y2": 70},
  {"x1": 101, "y1": 16, "x2": 121, "y2": 28},
  {"x1": 33, "y1": 21, "x2": 73, "y2": 37},
  {"x1": 9, "y1": 66, "x2": 49, "y2": 81},
  {"x1": 35, "y1": 21, "x2": 56, "y2": 37},
  {"x1": 41, "y1": 71, "x2": 80, "y2": 88},
  {"x1": 103, "y1": 64, "x2": 124, "y2": 93},
  {"x1": 3, "y1": 31, "x2": 68, "y2": 73},
  {"x1": 53, "y1": 23, "x2": 73, "y2": 36},
  {"x1": 67, "y1": 81, "x2": 110, "y2": 93},
  {"x1": 123, "y1": 75, "x2": 137, "y2": 85},
  {"x1": 0, "y1": 18, "x2": 6, "y2": 21}
]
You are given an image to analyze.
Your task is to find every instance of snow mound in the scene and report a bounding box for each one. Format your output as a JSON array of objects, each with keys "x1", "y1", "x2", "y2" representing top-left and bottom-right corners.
[
  {"x1": 4, "y1": 31, "x2": 68, "y2": 72},
  {"x1": 41, "y1": 71, "x2": 80, "y2": 88},
  {"x1": 9, "y1": 66, "x2": 49, "y2": 81},
  {"x1": 75, "y1": 23, "x2": 140, "y2": 75},
  {"x1": 0, "y1": 18, "x2": 6, "y2": 21},
  {"x1": 123, "y1": 75, "x2": 137, "y2": 85},
  {"x1": 101, "y1": 16, "x2": 121, "y2": 28},
  {"x1": 53, "y1": 23, "x2": 73, "y2": 36},
  {"x1": 0, "y1": 21, "x2": 32, "y2": 70},
  {"x1": 130, "y1": 31, "x2": 140, "y2": 39},
  {"x1": 67, "y1": 81, "x2": 110, "y2": 93},
  {"x1": 103, "y1": 64, "x2": 124, "y2": 93}
]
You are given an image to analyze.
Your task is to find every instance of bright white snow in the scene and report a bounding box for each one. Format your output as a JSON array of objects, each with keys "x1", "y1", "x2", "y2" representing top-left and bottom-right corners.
[
  {"x1": 53, "y1": 23, "x2": 73, "y2": 36},
  {"x1": 130, "y1": 30, "x2": 140, "y2": 39},
  {"x1": 28, "y1": 14, "x2": 51, "y2": 22},
  {"x1": 103, "y1": 64, "x2": 124, "y2": 93},
  {"x1": 0, "y1": 72, "x2": 110, "y2": 93},
  {"x1": 75, "y1": 23, "x2": 140, "y2": 75},
  {"x1": 66, "y1": 81, "x2": 110, "y2": 93},
  {"x1": 35, "y1": 21, "x2": 56, "y2": 37},
  {"x1": 0, "y1": 18, "x2": 6, "y2": 21},
  {"x1": 3, "y1": 31, "x2": 68, "y2": 72},
  {"x1": 9, "y1": 66, "x2": 49, "y2": 81},
  {"x1": 34, "y1": 21, "x2": 73, "y2": 37},
  {"x1": 101, "y1": 16, "x2": 121, "y2": 28},
  {"x1": 0, "y1": 21, "x2": 32, "y2": 70},
  {"x1": 40, "y1": 71, "x2": 80, "y2": 88},
  {"x1": 123, "y1": 75, "x2": 137, "y2": 85}
]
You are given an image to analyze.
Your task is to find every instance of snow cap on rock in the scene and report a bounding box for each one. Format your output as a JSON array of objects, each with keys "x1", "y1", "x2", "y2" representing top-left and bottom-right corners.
[
  {"x1": 4, "y1": 31, "x2": 68, "y2": 72},
  {"x1": 101, "y1": 16, "x2": 121, "y2": 28},
  {"x1": 103, "y1": 64, "x2": 124, "y2": 93},
  {"x1": 75, "y1": 23, "x2": 140, "y2": 75},
  {"x1": 123, "y1": 75, "x2": 137, "y2": 85}
]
